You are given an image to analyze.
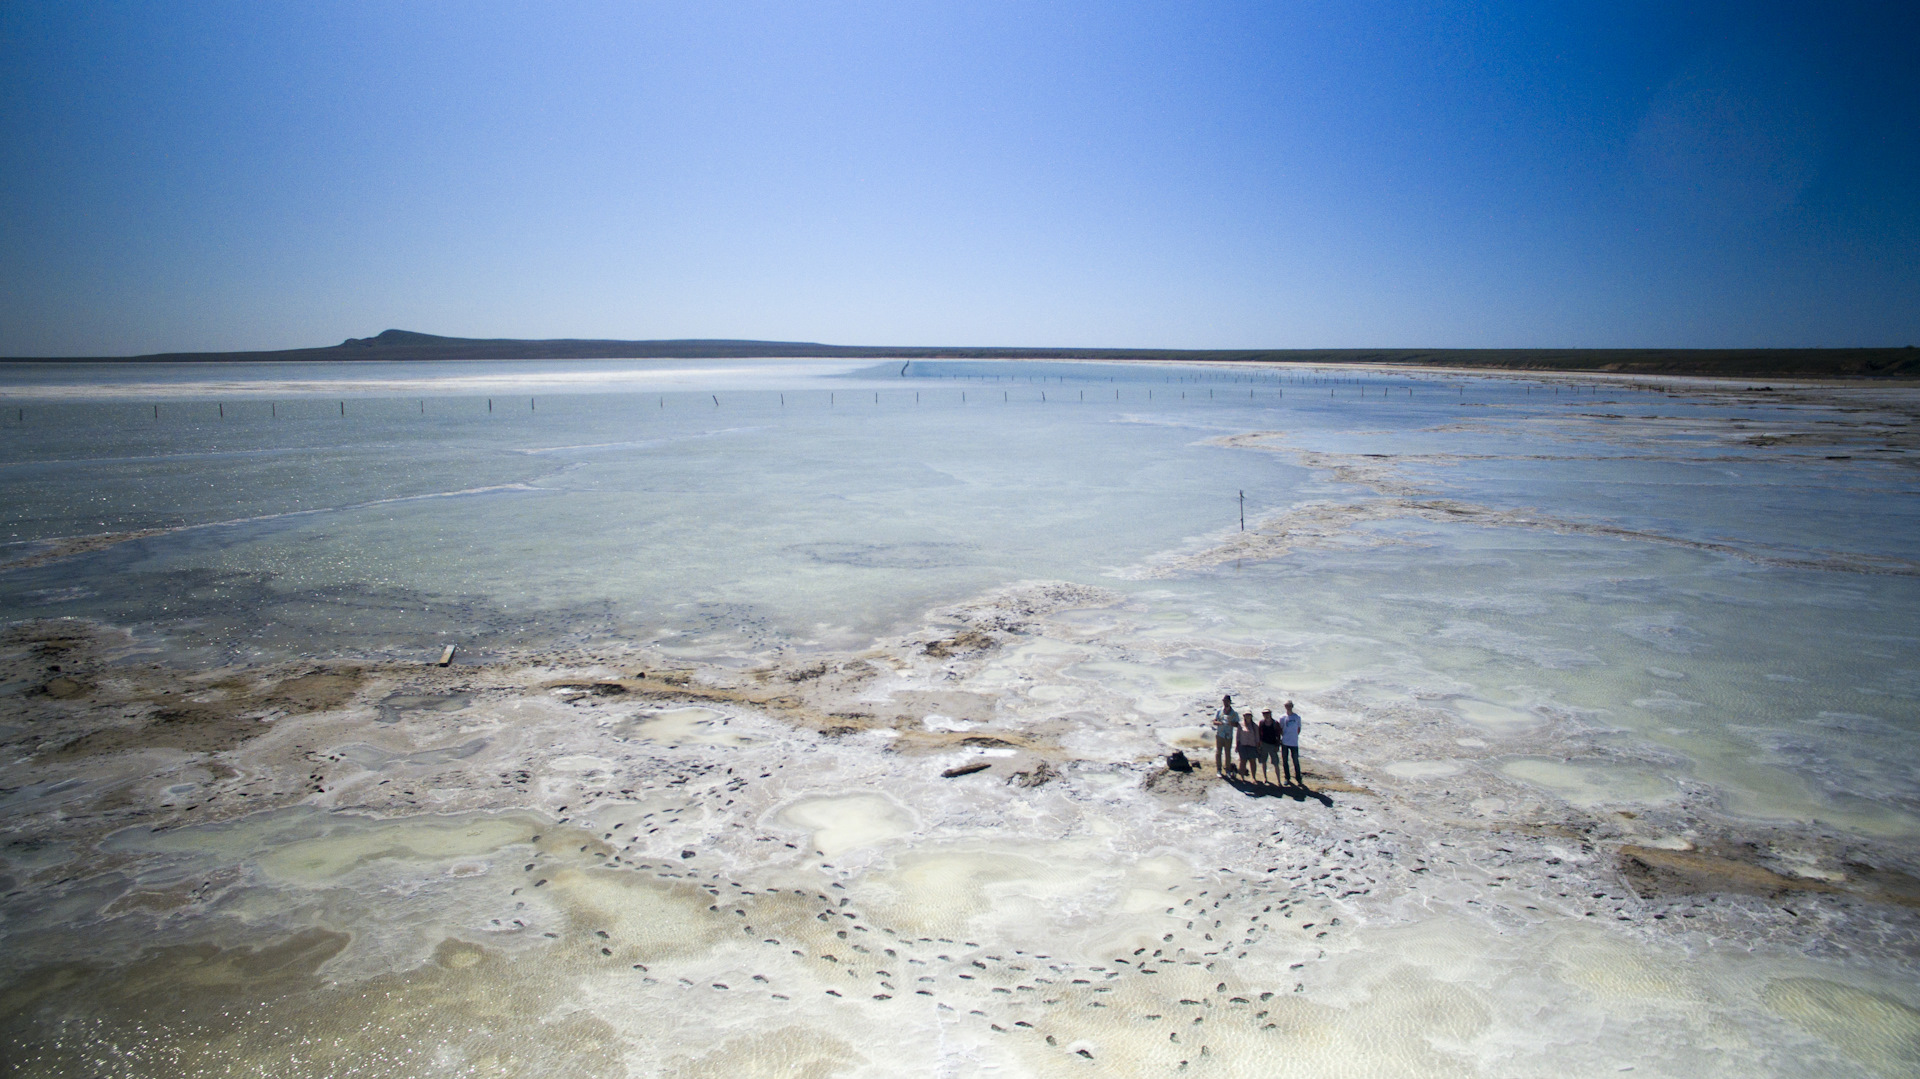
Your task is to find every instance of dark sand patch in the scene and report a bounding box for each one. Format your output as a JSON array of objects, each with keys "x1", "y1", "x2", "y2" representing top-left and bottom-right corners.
[
  {"x1": 1618, "y1": 845, "x2": 1840, "y2": 901},
  {"x1": 38, "y1": 677, "x2": 90, "y2": 700}
]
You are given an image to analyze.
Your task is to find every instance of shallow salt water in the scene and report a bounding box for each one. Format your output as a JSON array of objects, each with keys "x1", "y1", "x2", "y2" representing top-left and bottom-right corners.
[{"x1": 2, "y1": 358, "x2": 1918, "y2": 1076}]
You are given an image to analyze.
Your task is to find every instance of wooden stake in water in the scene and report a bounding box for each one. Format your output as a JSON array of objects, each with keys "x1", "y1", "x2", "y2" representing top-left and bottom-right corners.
[{"x1": 1240, "y1": 491, "x2": 1245, "y2": 531}]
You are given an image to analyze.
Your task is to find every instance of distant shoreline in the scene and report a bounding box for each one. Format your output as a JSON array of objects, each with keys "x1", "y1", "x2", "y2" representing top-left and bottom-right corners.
[{"x1": 5, "y1": 329, "x2": 1916, "y2": 380}]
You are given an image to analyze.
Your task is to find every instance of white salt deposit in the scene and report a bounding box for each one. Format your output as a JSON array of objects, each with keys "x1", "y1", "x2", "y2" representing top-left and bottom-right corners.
[{"x1": 2, "y1": 360, "x2": 1917, "y2": 1076}]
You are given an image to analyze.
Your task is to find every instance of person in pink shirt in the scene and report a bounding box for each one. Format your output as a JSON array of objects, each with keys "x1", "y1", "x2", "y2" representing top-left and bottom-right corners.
[{"x1": 1234, "y1": 708, "x2": 1261, "y2": 780}]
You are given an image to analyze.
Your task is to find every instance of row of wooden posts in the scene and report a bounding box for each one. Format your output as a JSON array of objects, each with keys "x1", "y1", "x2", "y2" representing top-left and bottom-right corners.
[{"x1": 1, "y1": 375, "x2": 1642, "y2": 424}]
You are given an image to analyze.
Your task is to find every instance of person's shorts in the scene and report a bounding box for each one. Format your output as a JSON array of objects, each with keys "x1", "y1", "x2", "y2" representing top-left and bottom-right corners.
[
  {"x1": 1237, "y1": 744, "x2": 1260, "y2": 761},
  {"x1": 1261, "y1": 743, "x2": 1280, "y2": 763}
]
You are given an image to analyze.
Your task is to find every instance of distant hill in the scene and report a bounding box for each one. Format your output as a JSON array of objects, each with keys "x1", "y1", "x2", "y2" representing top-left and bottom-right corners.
[{"x1": 7, "y1": 329, "x2": 1917, "y2": 379}]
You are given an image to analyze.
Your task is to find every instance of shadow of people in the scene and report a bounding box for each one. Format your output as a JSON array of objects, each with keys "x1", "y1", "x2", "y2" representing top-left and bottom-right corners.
[{"x1": 1225, "y1": 776, "x2": 1333, "y2": 806}]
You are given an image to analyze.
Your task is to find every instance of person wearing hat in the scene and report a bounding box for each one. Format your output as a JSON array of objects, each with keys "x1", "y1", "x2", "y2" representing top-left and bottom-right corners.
[
  {"x1": 1279, "y1": 701, "x2": 1304, "y2": 786},
  {"x1": 1212, "y1": 695, "x2": 1238, "y2": 776}
]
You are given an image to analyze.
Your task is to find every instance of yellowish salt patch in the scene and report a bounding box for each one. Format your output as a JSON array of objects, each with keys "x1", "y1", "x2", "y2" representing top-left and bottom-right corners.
[
  {"x1": 115, "y1": 809, "x2": 540, "y2": 887},
  {"x1": 544, "y1": 868, "x2": 722, "y2": 961},
  {"x1": 1763, "y1": 977, "x2": 1920, "y2": 1074},
  {"x1": 1500, "y1": 758, "x2": 1676, "y2": 808},
  {"x1": 621, "y1": 707, "x2": 753, "y2": 747},
  {"x1": 774, "y1": 793, "x2": 914, "y2": 857},
  {"x1": 255, "y1": 816, "x2": 538, "y2": 884}
]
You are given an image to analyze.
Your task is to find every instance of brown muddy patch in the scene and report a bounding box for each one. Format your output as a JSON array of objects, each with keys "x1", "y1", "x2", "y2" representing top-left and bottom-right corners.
[
  {"x1": 36, "y1": 677, "x2": 90, "y2": 700},
  {"x1": 1619, "y1": 845, "x2": 1841, "y2": 902},
  {"x1": 261, "y1": 670, "x2": 365, "y2": 712},
  {"x1": 40, "y1": 667, "x2": 369, "y2": 760},
  {"x1": 922, "y1": 629, "x2": 996, "y2": 658}
]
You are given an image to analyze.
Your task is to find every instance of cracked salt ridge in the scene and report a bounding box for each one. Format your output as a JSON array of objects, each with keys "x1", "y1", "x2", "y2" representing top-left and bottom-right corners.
[
  {"x1": 6, "y1": 581, "x2": 1920, "y2": 1076},
  {"x1": 1113, "y1": 435, "x2": 1920, "y2": 580}
]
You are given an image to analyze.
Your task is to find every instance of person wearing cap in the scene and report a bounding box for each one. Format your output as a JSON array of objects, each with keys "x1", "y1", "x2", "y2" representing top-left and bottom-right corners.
[{"x1": 1279, "y1": 701, "x2": 1304, "y2": 786}]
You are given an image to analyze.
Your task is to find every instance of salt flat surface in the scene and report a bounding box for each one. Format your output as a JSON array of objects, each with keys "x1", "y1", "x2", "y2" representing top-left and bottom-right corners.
[{"x1": 1, "y1": 359, "x2": 1917, "y2": 1076}]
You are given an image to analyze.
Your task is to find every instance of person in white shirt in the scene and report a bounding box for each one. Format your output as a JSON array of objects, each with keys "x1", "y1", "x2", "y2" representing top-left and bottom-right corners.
[{"x1": 1279, "y1": 701, "x2": 1303, "y2": 786}]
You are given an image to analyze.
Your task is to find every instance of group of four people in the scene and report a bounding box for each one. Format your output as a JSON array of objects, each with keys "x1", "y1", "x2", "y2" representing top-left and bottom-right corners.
[{"x1": 1212, "y1": 695, "x2": 1302, "y2": 786}]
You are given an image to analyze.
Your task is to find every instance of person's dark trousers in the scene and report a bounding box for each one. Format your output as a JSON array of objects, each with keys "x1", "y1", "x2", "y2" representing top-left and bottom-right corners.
[{"x1": 1281, "y1": 745, "x2": 1301, "y2": 785}]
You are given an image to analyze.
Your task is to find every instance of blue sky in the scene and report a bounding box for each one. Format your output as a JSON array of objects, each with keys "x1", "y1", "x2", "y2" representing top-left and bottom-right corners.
[{"x1": 2, "y1": 1, "x2": 1915, "y2": 354}]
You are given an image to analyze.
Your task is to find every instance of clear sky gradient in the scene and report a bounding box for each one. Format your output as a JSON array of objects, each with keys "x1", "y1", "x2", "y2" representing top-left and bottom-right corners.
[{"x1": 2, "y1": 1, "x2": 1915, "y2": 355}]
